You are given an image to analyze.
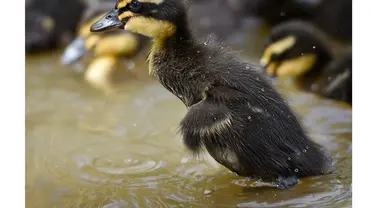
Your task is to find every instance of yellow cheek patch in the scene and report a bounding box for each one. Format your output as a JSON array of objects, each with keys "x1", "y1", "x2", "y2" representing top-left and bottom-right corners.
[
  {"x1": 276, "y1": 54, "x2": 317, "y2": 77},
  {"x1": 125, "y1": 16, "x2": 176, "y2": 40},
  {"x1": 260, "y1": 35, "x2": 296, "y2": 66},
  {"x1": 124, "y1": 16, "x2": 176, "y2": 75},
  {"x1": 94, "y1": 33, "x2": 139, "y2": 57},
  {"x1": 119, "y1": 11, "x2": 134, "y2": 20}
]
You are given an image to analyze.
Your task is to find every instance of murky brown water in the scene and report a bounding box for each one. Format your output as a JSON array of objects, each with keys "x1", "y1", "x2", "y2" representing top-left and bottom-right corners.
[{"x1": 26, "y1": 29, "x2": 352, "y2": 207}]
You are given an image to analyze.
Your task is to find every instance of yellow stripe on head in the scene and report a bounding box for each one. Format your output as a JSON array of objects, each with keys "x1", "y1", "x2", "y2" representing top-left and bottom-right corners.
[
  {"x1": 117, "y1": 0, "x2": 164, "y2": 8},
  {"x1": 117, "y1": 0, "x2": 131, "y2": 9},
  {"x1": 119, "y1": 11, "x2": 135, "y2": 20},
  {"x1": 260, "y1": 36, "x2": 296, "y2": 67}
]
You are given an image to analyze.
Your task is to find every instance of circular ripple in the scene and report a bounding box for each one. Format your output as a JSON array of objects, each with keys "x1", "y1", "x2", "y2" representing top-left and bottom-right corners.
[{"x1": 43, "y1": 140, "x2": 167, "y2": 187}]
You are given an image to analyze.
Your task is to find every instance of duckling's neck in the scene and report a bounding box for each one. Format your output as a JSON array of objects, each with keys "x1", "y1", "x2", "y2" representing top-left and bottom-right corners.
[
  {"x1": 154, "y1": 17, "x2": 195, "y2": 48},
  {"x1": 148, "y1": 19, "x2": 210, "y2": 107}
]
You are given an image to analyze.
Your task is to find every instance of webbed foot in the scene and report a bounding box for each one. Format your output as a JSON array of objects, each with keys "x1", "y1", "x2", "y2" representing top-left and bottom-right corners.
[{"x1": 275, "y1": 176, "x2": 299, "y2": 189}]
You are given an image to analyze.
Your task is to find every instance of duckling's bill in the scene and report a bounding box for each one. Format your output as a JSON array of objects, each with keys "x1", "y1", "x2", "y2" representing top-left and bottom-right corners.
[
  {"x1": 61, "y1": 37, "x2": 86, "y2": 65},
  {"x1": 90, "y1": 9, "x2": 124, "y2": 32}
]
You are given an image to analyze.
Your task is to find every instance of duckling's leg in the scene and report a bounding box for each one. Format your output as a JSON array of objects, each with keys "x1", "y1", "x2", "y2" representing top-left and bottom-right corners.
[{"x1": 84, "y1": 56, "x2": 118, "y2": 94}]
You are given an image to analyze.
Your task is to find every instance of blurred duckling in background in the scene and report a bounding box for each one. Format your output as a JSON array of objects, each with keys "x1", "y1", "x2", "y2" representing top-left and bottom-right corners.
[
  {"x1": 26, "y1": 0, "x2": 86, "y2": 53},
  {"x1": 91, "y1": 0, "x2": 331, "y2": 188},
  {"x1": 260, "y1": 21, "x2": 352, "y2": 104},
  {"x1": 61, "y1": 4, "x2": 148, "y2": 93}
]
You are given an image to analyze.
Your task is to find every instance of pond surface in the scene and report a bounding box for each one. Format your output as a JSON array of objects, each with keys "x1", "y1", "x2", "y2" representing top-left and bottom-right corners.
[{"x1": 25, "y1": 26, "x2": 352, "y2": 207}]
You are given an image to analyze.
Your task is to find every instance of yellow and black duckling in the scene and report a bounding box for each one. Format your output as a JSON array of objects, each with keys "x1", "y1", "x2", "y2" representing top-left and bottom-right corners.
[
  {"x1": 90, "y1": 0, "x2": 330, "y2": 189},
  {"x1": 260, "y1": 20, "x2": 352, "y2": 104},
  {"x1": 26, "y1": 0, "x2": 86, "y2": 53},
  {"x1": 61, "y1": 4, "x2": 148, "y2": 92}
]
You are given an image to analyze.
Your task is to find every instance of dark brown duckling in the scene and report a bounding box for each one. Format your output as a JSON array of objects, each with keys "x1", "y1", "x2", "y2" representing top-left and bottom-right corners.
[
  {"x1": 90, "y1": 0, "x2": 331, "y2": 189},
  {"x1": 25, "y1": 0, "x2": 86, "y2": 53},
  {"x1": 260, "y1": 20, "x2": 352, "y2": 104}
]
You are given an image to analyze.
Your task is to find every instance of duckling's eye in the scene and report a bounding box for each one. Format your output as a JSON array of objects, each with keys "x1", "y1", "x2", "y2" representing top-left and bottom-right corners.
[{"x1": 129, "y1": 0, "x2": 142, "y2": 13}]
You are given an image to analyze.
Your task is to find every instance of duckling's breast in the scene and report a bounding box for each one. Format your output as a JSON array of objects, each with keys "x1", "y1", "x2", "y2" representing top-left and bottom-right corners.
[{"x1": 151, "y1": 48, "x2": 210, "y2": 107}]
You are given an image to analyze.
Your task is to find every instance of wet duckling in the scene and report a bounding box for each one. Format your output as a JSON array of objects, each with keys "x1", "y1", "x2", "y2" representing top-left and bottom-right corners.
[
  {"x1": 61, "y1": 4, "x2": 148, "y2": 92},
  {"x1": 260, "y1": 20, "x2": 352, "y2": 103},
  {"x1": 26, "y1": 0, "x2": 86, "y2": 53},
  {"x1": 90, "y1": 0, "x2": 330, "y2": 188}
]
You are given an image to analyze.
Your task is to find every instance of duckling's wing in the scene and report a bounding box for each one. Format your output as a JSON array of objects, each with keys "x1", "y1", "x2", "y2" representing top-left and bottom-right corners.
[
  {"x1": 179, "y1": 99, "x2": 233, "y2": 153},
  {"x1": 179, "y1": 98, "x2": 251, "y2": 174}
]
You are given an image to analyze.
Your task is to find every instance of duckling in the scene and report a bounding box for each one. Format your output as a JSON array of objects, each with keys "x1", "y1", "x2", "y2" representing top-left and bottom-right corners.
[
  {"x1": 260, "y1": 20, "x2": 352, "y2": 103},
  {"x1": 26, "y1": 0, "x2": 86, "y2": 53},
  {"x1": 61, "y1": 4, "x2": 148, "y2": 93},
  {"x1": 90, "y1": 0, "x2": 330, "y2": 189}
]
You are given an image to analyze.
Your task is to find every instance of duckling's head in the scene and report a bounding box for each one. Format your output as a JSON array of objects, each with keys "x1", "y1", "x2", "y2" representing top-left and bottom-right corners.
[
  {"x1": 260, "y1": 21, "x2": 333, "y2": 78},
  {"x1": 61, "y1": 10, "x2": 141, "y2": 65},
  {"x1": 90, "y1": 0, "x2": 188, "y2": 40}
]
